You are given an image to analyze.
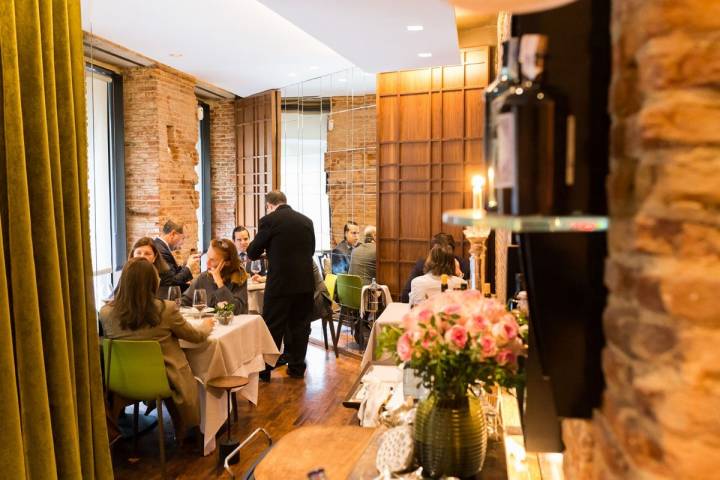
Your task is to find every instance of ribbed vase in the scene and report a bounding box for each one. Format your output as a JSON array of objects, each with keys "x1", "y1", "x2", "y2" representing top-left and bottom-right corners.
[{"x1": 414, "y1": 392, "x2": 487, "y2": 478}]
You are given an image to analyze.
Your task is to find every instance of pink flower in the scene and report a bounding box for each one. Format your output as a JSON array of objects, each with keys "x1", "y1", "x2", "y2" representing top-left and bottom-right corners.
[
  {"x1": 443, "y1": 304, "x2": 461, "y2": 316},
  {"x1": 468, "y1": 314, "x2": 489, "y2": 334},
  {"x1": 421, "y1": 329, "x2": 439, "y2": 349},
  {"x1": 496, "y1": 348, "x2": 517, "y2": 367},
  {"x1": 397, "y1": 332, "x2": 413, "y2": 362},
  {"x1": 444, "y1": 325, "x2": 468, "y2": 350},
  {"x1": 417, "y1": 308, "x2": 433, "y2": 323},
  {"x1": 480, "y1": 336, "x2": 497, "y2": 358},
  {"x1": 491, "y1": 322, "x2": 510, "y2": 345}
]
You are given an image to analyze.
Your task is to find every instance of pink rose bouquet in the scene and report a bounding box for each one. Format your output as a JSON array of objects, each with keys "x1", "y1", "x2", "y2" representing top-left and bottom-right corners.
[{"x1": 380, "y1": 290, "x2": 527, "y2": 399}]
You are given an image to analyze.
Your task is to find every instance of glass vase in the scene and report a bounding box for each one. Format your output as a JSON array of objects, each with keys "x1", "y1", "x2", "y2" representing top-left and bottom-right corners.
[{"x1": 414, "y1": 391, "x2": 488, "y2": 478}]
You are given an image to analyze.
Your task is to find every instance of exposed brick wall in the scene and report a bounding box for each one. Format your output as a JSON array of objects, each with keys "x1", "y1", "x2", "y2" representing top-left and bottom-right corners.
[
  {"x1": 585, "y1": 1, "x2": 720, "y2": 478},
  {"x1": 123, "y1": 65, "x2": 200, "y2": 260},
  {"x1": 209, "y1": 99, "x2": 237, "y2": 240},
  {"x1": 325, "y1": 95, "x2": 377, "y2": 246}
]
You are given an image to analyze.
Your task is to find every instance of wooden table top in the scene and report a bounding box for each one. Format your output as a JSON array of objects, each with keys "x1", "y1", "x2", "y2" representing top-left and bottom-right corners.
[{"x1": 254, "y1": 425, "x2": 376, "y2": 480}]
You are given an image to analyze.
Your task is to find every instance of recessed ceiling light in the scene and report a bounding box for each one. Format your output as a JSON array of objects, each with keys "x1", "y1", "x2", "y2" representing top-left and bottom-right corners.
[
  {"x1": 338, "y1": 78, "x2": 347, "y2": 82},
  {"x1": 418, "y1": 52, "x2": 432, "y2": 58},
  {"x1": 168, "y1": 53, "x2": 183, "y2": 58},
  {"x1": 407, "y1": 25, "x2": 424, "y2": 31},
  {"x1": 308, "y1": 65, "x2": 319, "y2": 70},
  {"x1": 289, "y1": 72, "x2": 297, "y2": 77}
]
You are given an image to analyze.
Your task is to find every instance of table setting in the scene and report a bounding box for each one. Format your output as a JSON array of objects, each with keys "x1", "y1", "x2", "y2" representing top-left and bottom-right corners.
[{"x1": 178, "y1": 307, "x2": 280, "y2": 455}]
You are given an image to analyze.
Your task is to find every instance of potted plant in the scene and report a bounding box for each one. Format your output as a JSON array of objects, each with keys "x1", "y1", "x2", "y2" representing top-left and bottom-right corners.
[
  {"x1": 214, "y1": 301, "x2": 235, "y2": 325},
  {"x1": 380, "y1": 289, "x2": 526, "y2": 478}
]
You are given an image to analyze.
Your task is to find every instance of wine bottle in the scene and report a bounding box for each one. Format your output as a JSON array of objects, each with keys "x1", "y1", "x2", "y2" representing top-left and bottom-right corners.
[
  {"x1": 440, "y1": 274, "x2": 449, "y2": 292},
  {"x1": 485, "y1": 38, "x2": 520, "y2": 213},
  {"x1": 497, "y1": 34, "x2": 571, "y2": 215}
]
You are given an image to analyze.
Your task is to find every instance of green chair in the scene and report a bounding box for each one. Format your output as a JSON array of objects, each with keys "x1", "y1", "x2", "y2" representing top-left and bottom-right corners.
[
  {"x1": 103, "y1": 339, "x2": 173, "y2": 479},
  {"x1": 335, "y1": 274, "x2": 364, "y2": 348}
]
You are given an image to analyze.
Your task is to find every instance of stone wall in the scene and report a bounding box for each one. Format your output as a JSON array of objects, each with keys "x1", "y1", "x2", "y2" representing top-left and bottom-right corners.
[
  {"x1": 209, "y1": 99, "x2": 237, "y2": 240},
  {"x1": 591, "y1": 0, "x2": 720, "y2": 478},
  {"x1": 325, "y1": 95, "x2": 377, "y2": 246}
]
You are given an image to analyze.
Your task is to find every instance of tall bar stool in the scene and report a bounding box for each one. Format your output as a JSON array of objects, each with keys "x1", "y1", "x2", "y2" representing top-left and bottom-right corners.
[{"x1": 207, "y1": 375, "x2": 249, "y2": 466}]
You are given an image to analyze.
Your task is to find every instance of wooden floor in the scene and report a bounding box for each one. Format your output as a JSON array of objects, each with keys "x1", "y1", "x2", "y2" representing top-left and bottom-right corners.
[{"x1": 111, "y1": 344, "x2": 361, "y2": 479}]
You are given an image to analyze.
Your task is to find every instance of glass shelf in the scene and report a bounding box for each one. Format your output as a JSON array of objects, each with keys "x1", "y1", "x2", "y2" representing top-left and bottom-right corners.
[{"x1": 442, "y1": 209, "x2": 608, "y2": 233}]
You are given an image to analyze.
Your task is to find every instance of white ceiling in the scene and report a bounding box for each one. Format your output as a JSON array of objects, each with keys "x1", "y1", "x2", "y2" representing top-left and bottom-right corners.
[
  {"x1": 259, "y1": 0, "x2": 461, "y2": 73},
  {"x1": 81, "y1": 0, "x2": 461, "y2": 98}
]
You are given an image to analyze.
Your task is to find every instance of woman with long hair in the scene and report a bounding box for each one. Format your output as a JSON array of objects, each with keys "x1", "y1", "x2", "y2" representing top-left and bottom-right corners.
[
  {"x1": 408, "y1": 244, "x2": 465, "y2": 306},
  {"x1": 99, "y1": 257, "x2": 214, "y2": 436},
  {"x1": 182, "y1": 238, "x2": 249, "y2": 314}
]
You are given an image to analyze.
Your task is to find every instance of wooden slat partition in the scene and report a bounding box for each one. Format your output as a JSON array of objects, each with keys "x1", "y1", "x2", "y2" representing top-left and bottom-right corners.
[
  {"x1": 376, "y1": 48, "x2": 491, "y2": 297},
  {"x1": 236, "y1": 90, "x2": 281, "y2": 234}
]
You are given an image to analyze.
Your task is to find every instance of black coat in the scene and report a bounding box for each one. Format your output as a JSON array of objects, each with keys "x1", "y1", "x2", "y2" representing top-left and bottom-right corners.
[
  {"x1": 153, "y1": 237, "x2": 192, "y2": 288},
  {"x1": 247, "y1": 204, "x2": 315, "y2": 298}
]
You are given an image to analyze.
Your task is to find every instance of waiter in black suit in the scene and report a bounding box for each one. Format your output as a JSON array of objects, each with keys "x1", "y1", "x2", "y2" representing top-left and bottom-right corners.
[
  {"x1": 153, "y1": 220, "x2": 200, "y2": 292},
  {"x1": 247, "y1": 191, "x2": 315, "y2": 380}
]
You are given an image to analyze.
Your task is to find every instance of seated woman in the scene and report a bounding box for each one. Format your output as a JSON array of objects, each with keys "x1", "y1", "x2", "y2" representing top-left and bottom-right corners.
[
  {"x1": 128, "y1": 236, "x2": 172, "y2": 297},
  {"x1": 232, "y1": 225, "x2": 267, "y2": 283},
  {"x1": 182, "y1": 238, "x2": 249, "y2": 314},
  {"x1": 99, "y1": 257, "x2": 214, "y2": 438},
  {"x1": 409, "y1": 244, "x2": 465, "y2": 306}
]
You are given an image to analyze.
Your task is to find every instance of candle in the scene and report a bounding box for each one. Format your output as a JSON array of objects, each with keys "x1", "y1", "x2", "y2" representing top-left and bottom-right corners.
[
  {"x1": 487, "y1": 166, "x2": 497, "y2": 208},
  {"x1": 472, "y1": 175, "x2": 485, "y2": 213}
]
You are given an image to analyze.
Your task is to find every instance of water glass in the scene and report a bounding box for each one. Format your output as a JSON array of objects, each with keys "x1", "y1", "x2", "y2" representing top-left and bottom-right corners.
[
  {"x1": 250, "y1": 260, "x2": 262, "y2": 275},
  {"x1": 193, "y1": 289, "x2": 207, "y2": 320},
  {"x1": 167, "y1": 286, "x2": 182, "y2": 307}
]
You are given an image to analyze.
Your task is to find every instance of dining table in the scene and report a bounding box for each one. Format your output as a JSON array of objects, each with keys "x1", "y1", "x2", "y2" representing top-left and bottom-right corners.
[
  {"x1": 360, "y1": 302, "x2": 410, "y2": 370},
  {"x1": 180, "y1": 312, "x2": 279, "y2": 455},
  {"x1": 247, "y1": 279, "x2": 265, "y2": 314}
]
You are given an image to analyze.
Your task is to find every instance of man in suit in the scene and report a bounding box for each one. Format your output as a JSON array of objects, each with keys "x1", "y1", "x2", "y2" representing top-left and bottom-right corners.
[
  {"x1": 348, "y1": 225, "x2": 377, "y2": 286},
  {"x1": 153, "y1": 220, "x2": 199, "y2": 292},
  {"x1": 247, "y1": 191, "x2": 315, "y2": 380}
]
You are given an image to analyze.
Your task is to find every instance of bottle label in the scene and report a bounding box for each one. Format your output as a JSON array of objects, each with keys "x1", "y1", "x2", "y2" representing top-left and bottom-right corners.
[
  {"x1": 565, "y1": 115, "x2": 576, "y2": 186},
  {"x1": 495, "y1": 112, "x2": 516, "y2": 189}
]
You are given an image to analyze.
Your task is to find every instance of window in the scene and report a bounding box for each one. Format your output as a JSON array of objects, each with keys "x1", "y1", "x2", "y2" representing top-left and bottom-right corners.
[{"x1": 85, "y1": 65, "x2": 125, "y2": 307}]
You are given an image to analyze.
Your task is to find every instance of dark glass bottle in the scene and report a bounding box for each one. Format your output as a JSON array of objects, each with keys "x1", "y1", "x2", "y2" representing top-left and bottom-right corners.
[
  {"x1": 484, "y1": 38, "x2": 519, "y2": 213},
  {"x1": 496, "y1": 34, "x2": 571, "y2": 215},
  {"x1": 440, "y1": 274, "x2": 449, "y2": 293}
]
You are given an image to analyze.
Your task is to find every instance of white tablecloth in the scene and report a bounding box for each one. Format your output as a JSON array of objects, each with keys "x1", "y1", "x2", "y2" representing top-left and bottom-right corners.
[
  {"x1": 248, "y1": 281, "x2": 265, "y2": 314},
  {"x1": 180, "y1": 314, "x2": 279, "y2": 455},
  {"x1": 360, "y1": 302, "x2": 410, "y2": 370}
]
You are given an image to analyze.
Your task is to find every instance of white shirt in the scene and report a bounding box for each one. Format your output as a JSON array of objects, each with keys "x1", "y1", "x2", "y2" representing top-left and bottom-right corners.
[{"x1": 409, "y1": 273, "x2": 465, "y2": 306}]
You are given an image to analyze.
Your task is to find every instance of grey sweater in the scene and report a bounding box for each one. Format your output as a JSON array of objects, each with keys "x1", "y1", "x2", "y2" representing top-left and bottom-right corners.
[{"x1": 181, "y1": 271, "x2": 248, "y2": 315}]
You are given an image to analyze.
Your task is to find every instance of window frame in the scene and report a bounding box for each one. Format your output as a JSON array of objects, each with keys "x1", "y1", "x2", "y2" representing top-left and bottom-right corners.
[
  {"x1": 85, "y1": 63, "x2": 126, "y2": 273},
  {"x1": 198, "y1": 101, "x2": 211, "y2": 251}
]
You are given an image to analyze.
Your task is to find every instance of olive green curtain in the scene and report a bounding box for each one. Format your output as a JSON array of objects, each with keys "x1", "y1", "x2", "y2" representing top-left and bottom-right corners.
[{"x1": 0, "y1": 0, "x2": 113, "y2": 478}]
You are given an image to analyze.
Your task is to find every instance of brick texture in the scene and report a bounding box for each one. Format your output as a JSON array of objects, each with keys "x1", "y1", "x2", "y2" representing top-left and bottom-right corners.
[
  {"x1": 209, "y1": 99, "x2": 237, "y2": 240},
  {"x1": 123, "y1": 65, "x2": 239, "y2": 261},
  {"x1": 325, "y1": 95, "x2": 377, "y2": 246},
  {"x1": 568, "y1": 1, "x2": 720, "y2": 478},
  {"x1": 123, "y1": 65, "x2": 200, "y2": 260}
]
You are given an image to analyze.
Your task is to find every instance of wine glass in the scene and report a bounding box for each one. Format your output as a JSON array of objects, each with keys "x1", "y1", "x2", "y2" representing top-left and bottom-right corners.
[
  {"x1": 250, "y1": 260, "x2": 262, "y2": 276},
  {"x1": 192, "y1": 289, "x2": 207, "y2": 320},
  {"x1": 167, "y1": 286, "x2": 181, "y2": 308}
]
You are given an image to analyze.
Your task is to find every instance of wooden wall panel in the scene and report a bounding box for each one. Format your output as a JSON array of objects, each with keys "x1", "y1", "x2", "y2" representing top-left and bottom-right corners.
[
  {"x1": 235, "y1": 90, "x2": 280, "y2": 235},
  {"x1": 376, "y1": 47, "x2": 491, "y2": 297}
]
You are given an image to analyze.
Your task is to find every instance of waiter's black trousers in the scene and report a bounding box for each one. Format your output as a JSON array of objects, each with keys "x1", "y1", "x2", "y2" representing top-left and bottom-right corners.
[{"x1": 263, "y1": 291, "x2": 313, "y2": 374}]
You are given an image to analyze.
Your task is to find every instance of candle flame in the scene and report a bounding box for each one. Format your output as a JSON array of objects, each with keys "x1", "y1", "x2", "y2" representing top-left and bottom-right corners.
[{"x1": 472, "y1": 175, "x2": 485, "y2": 189}]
